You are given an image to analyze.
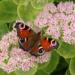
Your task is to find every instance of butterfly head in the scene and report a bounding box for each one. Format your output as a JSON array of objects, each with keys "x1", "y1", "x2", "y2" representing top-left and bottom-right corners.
[{"x1": 15, "y1": 22, "x2": 25, "y2": 30}]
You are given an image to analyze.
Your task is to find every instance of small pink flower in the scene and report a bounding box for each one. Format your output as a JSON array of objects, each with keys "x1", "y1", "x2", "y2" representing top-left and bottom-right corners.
[
  {"x1": 2, "y1": 58, "x2": 18, "y2": 73},
  {"x1": 7, "y1": 31, "x2": 18, "y2": 44},
  {"x1": 0, "y1": 50, "x2": 8, "y2": 64},
  {"x1": 0, "y1": 31, "x2": 18, "y2": 51},
  {"x1": 57, "y1": 2, "x2": 66, "y2": 13},
  {"x1": 64, "y1": 2, "x2": 74, "y2": 14},
  {"x1": 46, "y1": 25, "x2": 60, "y2": 39},
  {"x1": 0, "y1": 39, "x2": 9, "y2": 51},
  {"x1": 57, "y1": 2, "x2": 74, "y2": 14},
  {"x1": 34, "y1": 12, "x2": 50, "y2": 28},
  {"x1": 44, "y1": 3, "x2": 57, "y2": 13},
  {"x1": 48, "y1": 16, "x2": 58, "y2": 25},
  {"x1": 10, "y1": 48, "x2": 31, "y2": 62},
  {"x1": 62, "y1": 25, "x2": 75, "y2": 44},
  {"x1": 21, "y1": 58, "x2": 35, "y2": 71},
  {"x1": 73, "y1": 4, "x2": 75, "y2": 13},
  {"x1": 54, "y1": 13, "x2": 67, "y2": 24},
  {"x1": 66, "y1": 14, "x2": 75, "y2": 24},
  {"x1": 36, "y1": 52, "x2": 51, "y2": 63}
]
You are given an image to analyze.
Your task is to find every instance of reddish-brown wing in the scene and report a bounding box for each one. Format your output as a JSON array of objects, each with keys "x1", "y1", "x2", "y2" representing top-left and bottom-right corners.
[
  {"x1": 15, "y1": 21, "x2": 34, "y2": 38},
  {"x1": 15, "y1": 21, "x2": 36, "y2": 51},
  {"x1": 30, "y1": 34, "x2": 59, "y2": 56}
]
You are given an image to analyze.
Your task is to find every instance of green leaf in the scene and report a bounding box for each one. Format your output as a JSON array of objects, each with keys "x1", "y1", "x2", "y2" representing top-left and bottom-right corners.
[
  {"x1": 31, "y1": 0, "x2": 48, "y2": 9},
  {"x1": 35, "y1": 51, "x2": 59, "y2": 75},
  {"x1": 17, "y1": 2, "x2": 42, "y2": 21},
  {"x1": 43, "y1": 51, "x2": 59, "y2": 74},
  {"x1": 13, "y1": 0, "x2": 30, "y2": 5},
  {"x1": 0, "y1": 23, "x2": 9, "y2": 39},
  {"x1": 65, "y1": 58, "x2": 70, "y2": 64},
  {"x1": 65, "y1": 69, "x2": 71, "y2": 75},
  {"x1": 38, "y1": 53, "x2": 51, "y2": 70},
  {"x1": 56, "y1": 57, "x2": 68, "y2": 72},
  {"x1": 0, "y1": 0, "x2": 17, "y2": 23},
  {"x1": 48, "y1": 0, "x2": 54, "y2": 2},
  {"x1": 13, "y1": 0, "x2": 25, "y2": 5},
  {"x1": 35, "y1": 70, "x2": 48, "y2": 75},
  {"x1": 56, "y1": 41, "x2": 75, "y2": 58},
  {"x1": 38, "y1": 61, "x2": 50, "y2": 70},
  {"x1": 6, "y1": 22, "x2": 15, "y2": 31},
  {"x1": 69, "y1": 58, "x2": 75, "y2": 75},
  {"x1": 0, "y1": 69, "x2": 16, "y2": 75},
  {"x1": 15, "y1": 64, "x2": 38, "y2": 75}
]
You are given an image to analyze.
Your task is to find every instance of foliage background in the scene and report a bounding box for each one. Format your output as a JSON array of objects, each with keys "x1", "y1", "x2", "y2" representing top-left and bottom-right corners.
[{"x1": 0, "y1": 0, "x2": 75, "y2": 75}]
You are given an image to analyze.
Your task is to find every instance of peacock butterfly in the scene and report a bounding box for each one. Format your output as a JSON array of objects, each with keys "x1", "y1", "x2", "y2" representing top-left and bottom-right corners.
[{"x1": 15, "y1": 20, "x2": 59, "y2": 56}]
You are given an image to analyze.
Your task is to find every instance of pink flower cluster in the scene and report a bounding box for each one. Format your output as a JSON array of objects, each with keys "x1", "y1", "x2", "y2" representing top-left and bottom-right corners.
[
  {"x1": 0, "y1": 30, "x2": 51, "y2": 73},
  {"x1": 34, "y1": 2, "x2": 75, "y2": 44}
]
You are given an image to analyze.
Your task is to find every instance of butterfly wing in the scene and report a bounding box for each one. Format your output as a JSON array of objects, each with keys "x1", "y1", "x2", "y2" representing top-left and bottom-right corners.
[
  {"x1": 15, "y1": 21, "x2": 36, "y2": 51},
  {"x1": 15, "y1": 21, "x2": 34, "y2": 38},
  {"x1": 30, "y1": 33, "x2": 59, "y2": 56}
]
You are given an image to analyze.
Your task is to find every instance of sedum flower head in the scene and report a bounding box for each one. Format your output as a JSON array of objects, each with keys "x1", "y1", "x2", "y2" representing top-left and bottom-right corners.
[
  {"x1": 0, "y1": 30, "x2": 51, "y2": 73},
  {"x1": 34, "y1": 2, "x2": 75, "y2": 44}
]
